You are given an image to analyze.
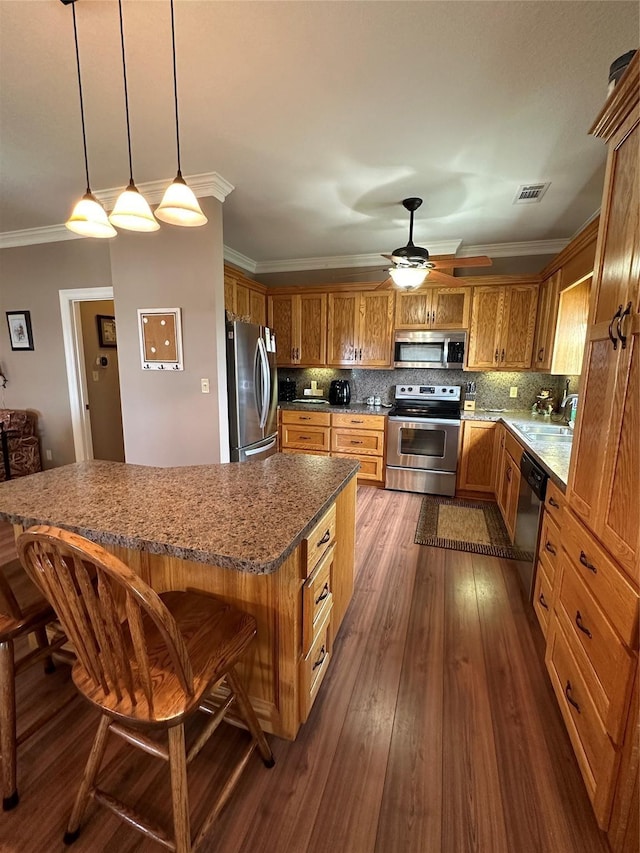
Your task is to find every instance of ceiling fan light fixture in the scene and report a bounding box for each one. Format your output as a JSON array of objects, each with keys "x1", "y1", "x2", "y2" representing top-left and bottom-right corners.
[
  {"x1": 109, "y1": 181, "x2": 161, "y2": 232},
  {"x1": 389, "y1": 267, "x2": 429, "y2": 289},
  {"x1": 156, "y1": 173, "x2": 208, "y2": 226},
  {"x1": 66, "y1": 192, "x2": 117, "y2": 239}
]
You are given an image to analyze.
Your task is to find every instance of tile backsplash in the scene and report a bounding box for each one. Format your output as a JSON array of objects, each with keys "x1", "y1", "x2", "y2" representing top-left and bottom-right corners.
[{"x1": 279, "y1": 366, "x2": 580, "y2": 413}]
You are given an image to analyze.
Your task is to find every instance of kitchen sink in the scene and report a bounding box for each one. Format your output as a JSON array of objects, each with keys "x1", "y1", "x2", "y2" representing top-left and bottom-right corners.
[{"x1": 512, "y1": 423, "x2": 574, "y2": 443}]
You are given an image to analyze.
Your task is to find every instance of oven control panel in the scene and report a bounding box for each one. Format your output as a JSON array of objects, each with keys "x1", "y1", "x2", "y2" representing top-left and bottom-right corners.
[{"x1": 394, "y1": 384, "x2": 461, "y2": 401}]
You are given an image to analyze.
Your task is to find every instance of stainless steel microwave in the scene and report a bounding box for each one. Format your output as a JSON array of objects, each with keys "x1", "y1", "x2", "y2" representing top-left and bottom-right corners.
[{"x1": 394, "y1": 330, "x2": 466, "y2": 369}]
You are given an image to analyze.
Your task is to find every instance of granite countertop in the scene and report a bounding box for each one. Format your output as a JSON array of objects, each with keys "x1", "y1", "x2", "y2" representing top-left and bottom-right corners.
[
  {"x1": 463, "y1": 409, "x2": 573, "y2": 489},
  {"x1": 280, "y1": 401, "x2": 391, "y2": 416},
  {"x1": 0, "y1": 455, "x2": 359, "y2": 575}
]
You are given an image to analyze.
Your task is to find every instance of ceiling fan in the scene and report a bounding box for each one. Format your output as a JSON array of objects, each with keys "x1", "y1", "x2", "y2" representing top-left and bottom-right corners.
[{"x1": 380, "y1": 197, "x2": 492, "y2": 289}]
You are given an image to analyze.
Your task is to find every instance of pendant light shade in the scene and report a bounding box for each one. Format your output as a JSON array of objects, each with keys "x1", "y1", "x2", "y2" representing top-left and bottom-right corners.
[
  {"x1": 156, "y1": 173, "x2": 208, "y2": 226},
  {"x1": 110, "y1": 181, "x2": 160, "y2": 232},
  {"x1": 64, "y1": 0, "x2": 115, "y2": 239},
  {"x1": 388, "y1": 267, "x2": 429, "y2": 289},
  {"x1": 108, "y1": 0, "x2": 159, "y2": 233},
  {"x1": 66, "y1": 192, "x2": 117, "y2": 239},
  {"x1": 158, "y1": 0, "x2": 207, "y2": 228}
]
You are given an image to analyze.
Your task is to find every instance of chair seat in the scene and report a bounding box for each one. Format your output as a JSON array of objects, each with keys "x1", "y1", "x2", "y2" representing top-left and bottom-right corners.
[
  {"x1": 0, "y1": 559, "x2": 55, "y2": 640},
  {"x1": 72, "y1": 590, "x2": 257, "y2": 726}
]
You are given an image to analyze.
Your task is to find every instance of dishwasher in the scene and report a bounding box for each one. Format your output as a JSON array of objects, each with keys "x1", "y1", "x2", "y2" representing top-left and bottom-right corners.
[{"x1": 514, "y1": 452, "x2": 548, "y2": 602}]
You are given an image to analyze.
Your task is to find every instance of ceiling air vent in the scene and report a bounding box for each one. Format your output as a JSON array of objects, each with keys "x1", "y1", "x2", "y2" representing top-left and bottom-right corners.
[{"x1": 513, "y1": 182, "x2": 551, "y2": 204}]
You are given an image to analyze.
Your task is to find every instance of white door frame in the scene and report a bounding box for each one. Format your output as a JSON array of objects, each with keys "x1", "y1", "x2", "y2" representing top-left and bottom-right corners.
[{"x1": 59, "y1": 287, "x2": 114, "y2": 461}]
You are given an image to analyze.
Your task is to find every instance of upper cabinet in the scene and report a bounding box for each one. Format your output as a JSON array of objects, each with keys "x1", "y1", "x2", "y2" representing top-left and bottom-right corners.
[
  {"x1": 395, "y1": 286, "x2": 470, "y2": 330},
  {"x1": 268, "y1": 293, "x2": 327, "y2": 367},
  {"x1": 224, "y1": 266, "x2": 267, "y2": 326},
  {"x1": 534, "y1": 219, "x2": 599, "y2": 374},
  {"x1": 467, "y1": 282, "x2": 538, "y2": 370},
  {"x1": 327, "y1": 291, "x2": 394, "y2": 367}
]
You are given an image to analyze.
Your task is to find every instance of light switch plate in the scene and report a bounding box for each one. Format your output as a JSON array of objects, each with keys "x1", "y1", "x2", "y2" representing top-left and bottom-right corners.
[
  {"x1": 201, "y1": 378, "x2": 210, "y2": 394},
  {"x1": 510, "y1": 386, "x2": 518, "y2": 398}
]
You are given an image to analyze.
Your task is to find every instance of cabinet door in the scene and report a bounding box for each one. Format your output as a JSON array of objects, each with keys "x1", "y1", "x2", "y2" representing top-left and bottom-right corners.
[
  {"x1": 501, "y1": 285, "x2": 538, "y2": 369},
  {"x1": 457, "y1": 420, "x2": 497, "y2": 493},
  {"x1": 394, "y1": 291, "x2": 432, "y2": 329},
  {"x1": 467, "y1": 287, "x2": 504, "y2": 369},
  {"x1": 224, "y1": 272, "x2": 236, "y2": 315},
  {"x1": 430, "y1": 287, "x2": 470, "y2": 330},
  {"x1": 298, "y1": 293, "x2": 327, "y2": 366},
  {"x1": 235, "y1": 283, "x2": 251, "y2": 319},
  {"x1": 250, "y1": 290, "x2": 266, "y2": 326},
  {"x1": 550, "y1": 278, "x2": 591, "y2": 375},
  {"x1": 504, "y1": 453, "x2": 521, "y2": 542},
  {"x1": 533, "y1": 272, "x2": 561, "y2": 371},
  {"x1": 327, "y1": 294, "x2": 358, "y2": 366},
  {"x1": 358, "y1": 292, "x2": 394, "y2": 367},
  {"x1": 269, "y1": 295, "x2": 297, "y2": 366}
]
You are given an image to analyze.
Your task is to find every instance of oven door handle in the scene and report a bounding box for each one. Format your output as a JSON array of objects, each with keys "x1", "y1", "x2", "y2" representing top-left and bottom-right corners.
[{"x1": 388, "y1": 417, "x2": 461, "y2": 428}]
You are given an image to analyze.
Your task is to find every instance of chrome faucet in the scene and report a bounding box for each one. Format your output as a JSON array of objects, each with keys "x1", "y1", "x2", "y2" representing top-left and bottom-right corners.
[{"x1": 563, "y1": 394, "x2": 579, "y2": 425}]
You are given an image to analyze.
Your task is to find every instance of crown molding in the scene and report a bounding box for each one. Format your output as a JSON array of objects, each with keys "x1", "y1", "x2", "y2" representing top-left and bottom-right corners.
[
  {"x1": 459, "y1": 238, "x2": 570, "y2": 259},
  {"x1": 223, "y1": 247, "x2": 257, "y2": 273},
  {"x1": 0, "y1": 171, "x2": 233, "y2": 249}
]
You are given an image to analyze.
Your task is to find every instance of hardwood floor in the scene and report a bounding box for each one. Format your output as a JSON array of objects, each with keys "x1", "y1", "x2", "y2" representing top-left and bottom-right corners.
[{"x1": 0, "y1": 490, "x2": 609, "y2": 853}]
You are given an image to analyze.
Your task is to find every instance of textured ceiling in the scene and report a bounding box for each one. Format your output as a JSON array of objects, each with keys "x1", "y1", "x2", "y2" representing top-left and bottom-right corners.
[{"x1": 0, "y1": 1, "x2": 637, "y2": 268}]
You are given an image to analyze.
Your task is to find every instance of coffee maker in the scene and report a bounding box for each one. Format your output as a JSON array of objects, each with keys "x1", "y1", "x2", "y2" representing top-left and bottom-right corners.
[{"x1": 329, "y1": 379, "x2": 351, "y2": 405}]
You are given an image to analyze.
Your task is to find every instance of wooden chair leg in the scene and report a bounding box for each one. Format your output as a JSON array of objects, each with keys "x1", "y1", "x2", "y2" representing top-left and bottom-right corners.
[
  {"x1": 34, "y1": 625, "x2": 55, "y2": 674},
  {"x1": 64, "y1": 714, "x2": 111, "y2": 844},
  {"x1": 0, "y1": 639, "x2": 18, "y2": 810},
  {"x1": 168, "y1": 724, "x2": 191, "y2": 853},
  {"x1": 226, "y1": 667, "x2": 275, "y2": 767}
]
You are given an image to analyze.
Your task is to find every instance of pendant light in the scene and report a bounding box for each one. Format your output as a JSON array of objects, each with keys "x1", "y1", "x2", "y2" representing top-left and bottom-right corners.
[
  {"x1": 388, "y1": 267, "x2": 429, "y2": 289},
  {"x1": 109, "y1": 0, "x2": 159, "y2": 232},
  {"x1": 156, "y1": 0, "x2": 207, "y2": 227},
  {"x1": 63, "y1": 0, "x2": 116, "y2": 239}
]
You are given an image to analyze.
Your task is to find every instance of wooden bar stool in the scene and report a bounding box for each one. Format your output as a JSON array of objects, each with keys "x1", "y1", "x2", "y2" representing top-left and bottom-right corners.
[
  {"x1": 17, "y1": 525, "x2": 275, "y2": 853},
  {"x1": 0, "y1": 557, "x2": 68, "y2": 810}
]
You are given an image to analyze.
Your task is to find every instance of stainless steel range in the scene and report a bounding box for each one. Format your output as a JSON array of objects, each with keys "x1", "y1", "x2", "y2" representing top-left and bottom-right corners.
[{"x1": 385, "y1": 384, "x2": 461, "y2": 496}]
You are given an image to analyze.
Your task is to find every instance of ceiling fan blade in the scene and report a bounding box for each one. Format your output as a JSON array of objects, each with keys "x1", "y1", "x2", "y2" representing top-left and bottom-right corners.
[
  {"x1": 381, "y1": 253, "x2": 394, "y2": 261},
  {"x1": 423, "y1": 270, "x2": 461, "y2": 286},
  {"x1": 375, "y1": 277, "x2": 394, "y2": 290},
  {"x1": 430, "y1": 255, "x2": 492, "y2": 269}
]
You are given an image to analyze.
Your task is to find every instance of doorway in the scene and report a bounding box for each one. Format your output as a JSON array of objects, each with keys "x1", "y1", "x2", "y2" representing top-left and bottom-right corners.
[{"x1": 59, "y1": 287, "x2": 125, "y2": 462}]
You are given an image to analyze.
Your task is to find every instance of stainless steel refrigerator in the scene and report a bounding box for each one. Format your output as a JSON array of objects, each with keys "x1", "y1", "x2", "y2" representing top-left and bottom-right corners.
[{"x1": 226, "y1": 320, "x2": 278, "y2": 462}]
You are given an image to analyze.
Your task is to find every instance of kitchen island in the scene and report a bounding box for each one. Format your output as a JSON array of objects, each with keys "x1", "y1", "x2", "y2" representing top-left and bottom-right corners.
[{"x1": 0, "y1": 453, "x2": 359, "y2": 739}]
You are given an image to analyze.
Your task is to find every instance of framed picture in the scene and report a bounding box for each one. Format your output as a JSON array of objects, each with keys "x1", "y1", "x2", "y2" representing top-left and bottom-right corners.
[
  {"x1": 97, "y1": 314, "x2": 117, "y2": 348},
  {"x1": 6, "y1": 311, "x2": 34, "y2": 351},
  {"x1": 137, "y1": 308, "x2": 183, "y2": 371}
]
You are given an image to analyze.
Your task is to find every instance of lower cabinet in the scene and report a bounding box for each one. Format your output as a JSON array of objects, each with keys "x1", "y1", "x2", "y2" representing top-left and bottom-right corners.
[
  {"x1": 456, "y1": 419, "x2": 499, "y2": 494},
  {"x1": 496, "y1": 438, "x2": 521, "y2": 542},
  {"x1": 280, "y1": 409, "x2": 385, "y2": 485}
]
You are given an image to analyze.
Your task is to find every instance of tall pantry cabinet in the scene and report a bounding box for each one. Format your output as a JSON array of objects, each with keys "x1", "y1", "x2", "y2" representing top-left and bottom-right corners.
[{"x1": 561, "y1": 54, "x2": 639, "y2": 852}]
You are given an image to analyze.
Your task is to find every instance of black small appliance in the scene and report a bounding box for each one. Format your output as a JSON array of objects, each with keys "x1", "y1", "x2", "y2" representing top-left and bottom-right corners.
[
  {"x1": 278, "y1": 378, "x2": 297, "y2": 402},
  {"x1": 329, "y1": 379, "x2": 351, "y2": 405}
]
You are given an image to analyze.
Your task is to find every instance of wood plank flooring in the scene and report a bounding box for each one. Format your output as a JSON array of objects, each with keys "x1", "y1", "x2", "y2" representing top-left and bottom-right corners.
[{"x1": 0, "y1": 489, "x2": 610, "y2": 853}]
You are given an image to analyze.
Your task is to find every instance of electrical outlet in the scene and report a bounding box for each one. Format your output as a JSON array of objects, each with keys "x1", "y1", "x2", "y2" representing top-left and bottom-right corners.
[
  {"x1": 92, "y1": 371, "x2": 99, "y2": 382},
  {"x1": 201, "y1": 378, "x2": 210, "y2": 394},
  {"x1": 509, "y1": 386, "x2": 518, "y2": 398}
]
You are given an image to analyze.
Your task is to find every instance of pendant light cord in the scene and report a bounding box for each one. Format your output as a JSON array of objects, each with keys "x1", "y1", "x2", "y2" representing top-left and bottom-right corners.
[
  {"x1": 169, "y1": 0, "x2": 182, "y2": 177},
  {"x1": 71, "y1": 2, "x2": 91, "y2": 194},
  {"x1": 116, "y1": 0, "x2": 135, "y2": 186}
]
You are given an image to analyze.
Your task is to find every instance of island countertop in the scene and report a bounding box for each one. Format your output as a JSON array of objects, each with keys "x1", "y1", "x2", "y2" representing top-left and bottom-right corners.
[{"x1": 0, "y1": 454, "x2": 359, "y2": 575}]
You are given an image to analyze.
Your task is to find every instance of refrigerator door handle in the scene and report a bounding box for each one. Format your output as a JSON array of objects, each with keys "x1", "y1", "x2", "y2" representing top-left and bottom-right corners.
[
  {"x1": 257, "y1": 336, "x2": 270, "y2": 429},
  {"x1": 244, "y1": 436, "x2": 277, "y2": 457}
]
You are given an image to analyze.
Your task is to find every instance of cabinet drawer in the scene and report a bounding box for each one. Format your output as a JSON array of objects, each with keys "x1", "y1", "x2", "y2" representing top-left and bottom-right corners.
[
  {"x1": 299, "y1": 606, "x2": 332, "y2": 723},
  {"x1": 533, "y1": 560, "x2": 553, "y2": 637},
  {"x1": 331, "y1": 413, "x2": 386, "y2": 431},
  {"x1": 546, "y1": 619, "x2": 619, "y2": 825},
  {"x1": 302, "y1": 544, "x2": 334, "y2": 654},
  {"x1": 331, "y1": 452, "x2": 383, "y2": 482},
  {"x1": 557, "y1": 557, "x2": 635, "y2": 743},
  {"x1": 539, "y1": 511, "x2": 561, "y2": 582},
  {"x1": 545, "y1": 479, "x2": 566, "y2": 520},
  {"x1": 281, "y1": 410, "x2": 331, "y2": 427},
  {"x1": 303, "y1": 502, "x2": 336, "y2": 578},
  {"x1": 562, "y1": 509, "x2": 638, "y2": 648},
  {"x1": 281, "y1": 425, "x2": 330, "y2": 452},
  {"x1": 504, "y1": 429, "x2": 524, "y2": 464},
  {"x1": 282, "y1": 448, "x2": 329, "y2": 457},
  {"x1": 331, "y1": 428, "x2": 384, "y2": 456}
]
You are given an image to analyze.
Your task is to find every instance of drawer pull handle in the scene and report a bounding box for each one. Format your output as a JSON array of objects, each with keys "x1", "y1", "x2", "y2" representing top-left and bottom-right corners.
[
  {"x1": 312, "y1": 646, "x2": 327, "y2": 671},
  {"x1": 548, "y1": 497, "x2": 560, "y2": 509},
  {"x1": 545, "y1": 541, "x2": 557, "y2": 556},
  {"x1": 300, "y1": 436, "x2": 311, "y2": 441},
  {"x1": 315, "y1": 583, "x2": 330, "y2": 605},
  {"x1": 317, "y1": 529, "x2": 331, "y2": 547},
  {"x1": 564, "y1": 681, "x2": 580, "y2": 713},
  {"x1": 579, "y1": 551, "x2": 597, "y2": 573},
  {"x1": 575, "y1": 611, "x2": 592, "y2": 639},
  {"x1": 538, "y1": 592, "x2": 549, "y2": 610},
  {"x1": 299, "y1": 416, "x2": 311, "y2": 420},
  {"x1": 350, "y1": 440, "x2": 364, "y2": 445},
  {"x1": 351, "y1": 420, "x2": 364, "y2": 424}
]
